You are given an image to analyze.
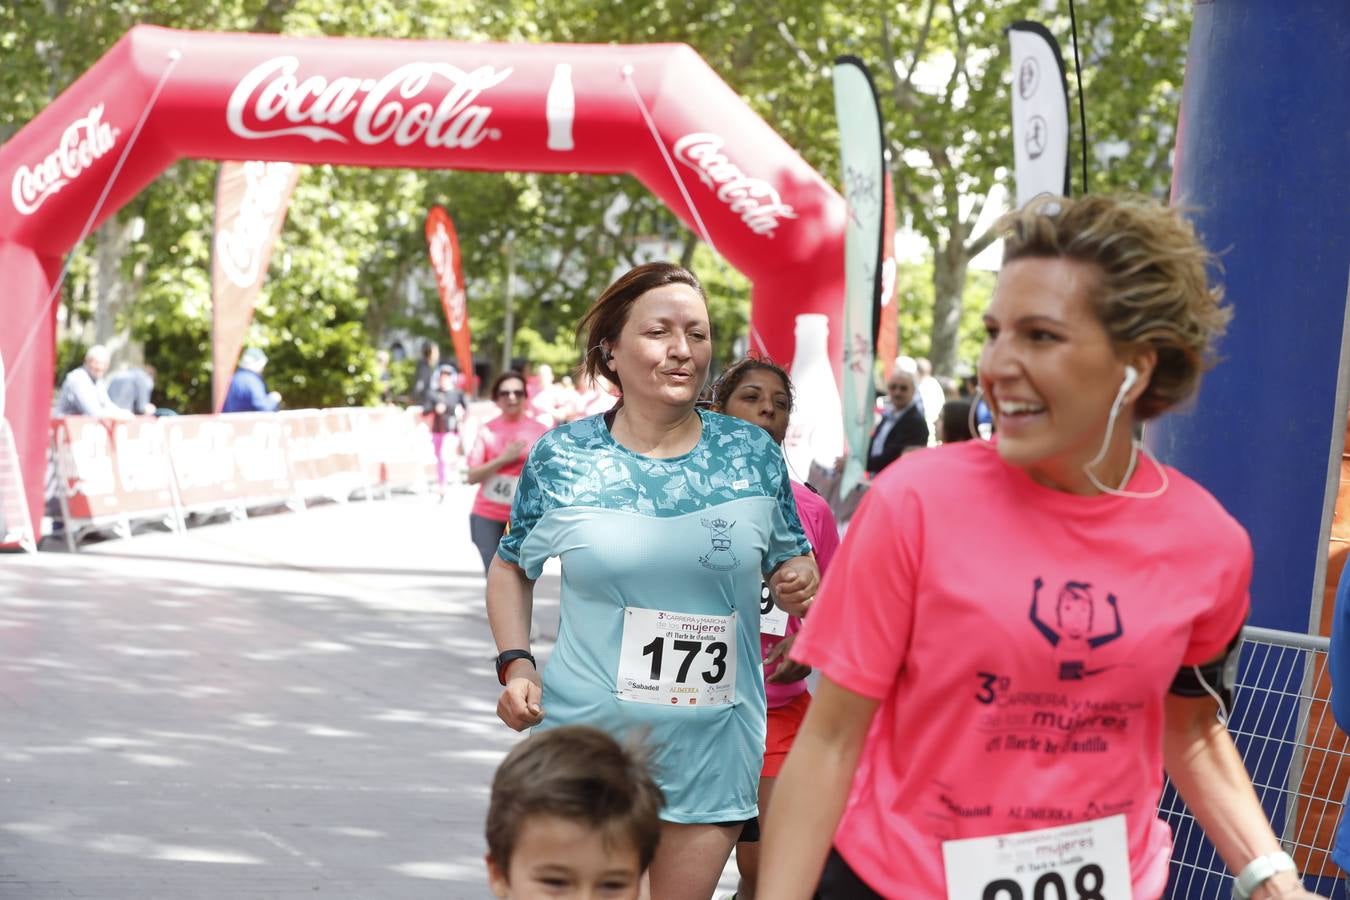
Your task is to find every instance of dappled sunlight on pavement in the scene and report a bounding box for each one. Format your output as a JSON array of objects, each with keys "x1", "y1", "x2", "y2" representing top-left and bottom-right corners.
[{"x1": 0, "y1": 487, "x2": 551, "y2": 899}]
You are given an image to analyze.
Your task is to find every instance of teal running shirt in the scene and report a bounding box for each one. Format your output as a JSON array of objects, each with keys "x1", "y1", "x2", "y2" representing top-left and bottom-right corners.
[{"x1": 498, "y1": 409, "x2": 811, "y2": 823}]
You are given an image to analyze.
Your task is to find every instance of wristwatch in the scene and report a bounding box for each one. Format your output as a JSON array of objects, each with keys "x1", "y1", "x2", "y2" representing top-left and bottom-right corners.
[
  {"x1": 494, "y1": 649, "x2": 536, "y2": 685},
  {"x1": 1232, "y1": 851, "x2": 1298, "y2": 899}
]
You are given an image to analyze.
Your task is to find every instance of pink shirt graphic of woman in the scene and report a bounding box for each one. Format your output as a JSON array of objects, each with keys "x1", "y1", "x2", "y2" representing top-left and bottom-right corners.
[{"x1": 1028, "y1": 577, "x2": 1124, "y2": 680}]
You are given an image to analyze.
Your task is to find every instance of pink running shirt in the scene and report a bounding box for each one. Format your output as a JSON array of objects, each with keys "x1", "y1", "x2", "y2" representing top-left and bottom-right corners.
[
  {"x1": 467, "y1": 415, "x2": 549, "y2": 522},
  {"x1": 763, "y1": 482, "x2": 840, "y2": 708},
  {"x1": 791, "y1": 440, "x2": 1250, "y2": 899}
]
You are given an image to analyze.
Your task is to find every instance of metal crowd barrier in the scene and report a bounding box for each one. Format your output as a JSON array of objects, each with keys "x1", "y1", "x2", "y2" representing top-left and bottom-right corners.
[{"x1": 1160, "y1": 626, "x2": 1350, "y2": 898}]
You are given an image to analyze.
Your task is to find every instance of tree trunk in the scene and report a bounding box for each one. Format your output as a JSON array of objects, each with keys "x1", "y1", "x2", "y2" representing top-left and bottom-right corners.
[
  {"x1": 929, "y1": 234, "x2": 969, "y2": 378},
  {"x1": 92, "y1": 218, "x2": 135, "y2": 358}
]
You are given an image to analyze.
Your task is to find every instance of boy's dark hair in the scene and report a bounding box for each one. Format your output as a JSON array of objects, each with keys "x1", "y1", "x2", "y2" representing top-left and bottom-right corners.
[{"x1": 486, "y1": 726, "x2": 664, "y2": 873}]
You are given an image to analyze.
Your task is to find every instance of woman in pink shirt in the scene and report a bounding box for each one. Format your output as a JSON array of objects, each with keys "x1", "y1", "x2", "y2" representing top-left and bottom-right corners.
[
  {"x1": 711, "y1": 356, "x2": 841, "y2": 899},
  {"x1": 759, "y1": 196, "x2": 1325, "y2": 900},
  {"x1": 466, "y1": 371, "x2": 549, "y2": 572}
]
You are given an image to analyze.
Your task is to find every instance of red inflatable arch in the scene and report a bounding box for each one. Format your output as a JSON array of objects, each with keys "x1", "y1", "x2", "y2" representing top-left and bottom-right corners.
[{"x1": 0, "y1": 25, "x2": 846, "y2": 533}]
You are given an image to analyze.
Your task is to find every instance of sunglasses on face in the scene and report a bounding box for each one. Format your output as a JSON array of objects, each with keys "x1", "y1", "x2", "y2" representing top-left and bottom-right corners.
[{"x1": 497, "y1": 389, "x2": 525, "y2": 398}]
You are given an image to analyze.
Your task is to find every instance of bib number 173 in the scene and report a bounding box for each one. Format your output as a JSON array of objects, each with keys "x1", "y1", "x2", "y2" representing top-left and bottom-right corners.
[{"x1": 616, "y1": 607, "x2": 737, "y2": 707}]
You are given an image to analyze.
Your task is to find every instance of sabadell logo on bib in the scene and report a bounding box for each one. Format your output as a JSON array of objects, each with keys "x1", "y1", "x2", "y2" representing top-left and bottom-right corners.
[
  {"x1": 225, "y1": 56, "x2": 513, "y2": 149},
  {"x1": 11, "y1": 104, "x2": 120, "y2": 216}
]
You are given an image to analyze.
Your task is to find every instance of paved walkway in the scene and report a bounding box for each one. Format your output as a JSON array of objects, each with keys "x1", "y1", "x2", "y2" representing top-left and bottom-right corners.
[{"x1": 0, "y1": 487, "x2": 575, "y2": 899}]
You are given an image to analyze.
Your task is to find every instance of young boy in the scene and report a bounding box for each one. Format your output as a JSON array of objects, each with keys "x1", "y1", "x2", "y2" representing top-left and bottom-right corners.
[{"x1": 485, "y1": 726, "x2": 664, "y2": 899}]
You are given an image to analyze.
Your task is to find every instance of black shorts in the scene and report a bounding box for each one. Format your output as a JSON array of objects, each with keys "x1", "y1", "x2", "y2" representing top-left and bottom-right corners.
[
  {"x1": 718, "y1": 816, "x2": 760, "y2": 843},
  {"x1": 815, "y1": 848, "x2": 884, "y2": 899}
]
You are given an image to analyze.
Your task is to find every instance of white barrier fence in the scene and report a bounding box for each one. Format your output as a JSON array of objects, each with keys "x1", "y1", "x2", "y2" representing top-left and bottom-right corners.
[{"x1": 48, "y1": 407, "x2": 438, "y2": 551}]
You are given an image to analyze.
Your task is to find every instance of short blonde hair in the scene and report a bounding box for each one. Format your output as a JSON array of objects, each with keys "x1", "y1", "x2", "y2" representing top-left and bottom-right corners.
[{"x1": 996, "y1": 195, "x2": 1231, "y2": 420}]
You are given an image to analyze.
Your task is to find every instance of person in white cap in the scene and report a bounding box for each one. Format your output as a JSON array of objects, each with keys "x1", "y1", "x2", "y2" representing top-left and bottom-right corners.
[{"x1": 222, "y1": 347, "x2": 282, "y2": 413}]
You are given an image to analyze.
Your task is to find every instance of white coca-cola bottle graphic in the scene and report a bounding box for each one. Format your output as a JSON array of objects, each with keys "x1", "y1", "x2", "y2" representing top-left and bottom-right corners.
[
  {"x1": 783, "y1": 313, "x2": 845, "y2": 481},
  {"x1": 546, "y1": 63, "x2": 575, "y2": 151}
]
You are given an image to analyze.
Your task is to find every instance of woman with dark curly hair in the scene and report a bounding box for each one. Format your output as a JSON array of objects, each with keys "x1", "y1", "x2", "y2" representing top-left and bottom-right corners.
[
  {"x1": 760, "y1": 195, "x2": 1325, "y2": 900},
  {"x1": 709, "y1": 356, "x2": 841, "y2": 899}
]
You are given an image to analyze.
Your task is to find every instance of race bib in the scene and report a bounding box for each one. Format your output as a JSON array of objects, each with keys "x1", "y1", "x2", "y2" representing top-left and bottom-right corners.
[
  {"x1": 942, "y1": 815, "x2": 1130, "y2": 900},
  {"x1": 760, "y1": 581, "x2": 788, "y2": 637},
  {"x1": 483, "y1": 473, "x2": 519, "y2": 503},
  {"x1": 616, "y1": 607, "x2": 736, "y2": 707}
]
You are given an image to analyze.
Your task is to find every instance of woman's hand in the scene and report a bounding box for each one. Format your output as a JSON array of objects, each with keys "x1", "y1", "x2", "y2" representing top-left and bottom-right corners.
[
  {"x1": 1252, "y1": 871, "x2": 1327, "y2": 899},
  {"x1": 765, "y1": 633, "x2": 811, "y2": 684},
  {"x1": 498, "y1": 438, "x2": 528, "y2": 463},
  {"x1": 496, "y1": 666, "x2": 544, "y2": 731},
  {"x1": 769, "y1": 555, "x2": 819, "y2": 618}
]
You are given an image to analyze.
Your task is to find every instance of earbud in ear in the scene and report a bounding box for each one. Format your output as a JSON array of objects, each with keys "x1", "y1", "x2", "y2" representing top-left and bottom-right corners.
[
  {"x1": 604, "y1": 349, "x2": 614, "y2": 364},
  {"x1": 1121, "y1": 365, "x2": 1139, "y2": 394}
]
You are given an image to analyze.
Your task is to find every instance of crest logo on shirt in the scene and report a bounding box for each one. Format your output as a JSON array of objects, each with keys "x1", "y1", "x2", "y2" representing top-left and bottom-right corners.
[
  {"x1": 1028, "y1": 576, "x2": 1124, "y2": 680},
  {"x1": 698, "y1": 517, "x2": 739, "y2": 571}
]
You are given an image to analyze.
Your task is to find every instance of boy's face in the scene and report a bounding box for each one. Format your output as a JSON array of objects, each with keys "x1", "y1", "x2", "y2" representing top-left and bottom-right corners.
[{"x1": 487, "y1": 815, "x2": 642, "y2": 899}]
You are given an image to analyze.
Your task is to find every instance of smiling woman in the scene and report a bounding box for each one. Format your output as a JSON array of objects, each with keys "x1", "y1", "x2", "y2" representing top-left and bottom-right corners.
[
  {"x1": 759, "y1": 196, "x2": 1327, "y2": 900},
  {"x1": 484, "y1": 262, "x2": 820, "y2": 900}
]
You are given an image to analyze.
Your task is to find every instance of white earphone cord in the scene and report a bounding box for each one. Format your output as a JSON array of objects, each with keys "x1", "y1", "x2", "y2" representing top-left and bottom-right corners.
[
  {"x1": 1082, "y1": 369, "x2": 1169, "y2": 500},
  {"x1": 969, "y1": 374, "x2": 1169, "y2": 500}
]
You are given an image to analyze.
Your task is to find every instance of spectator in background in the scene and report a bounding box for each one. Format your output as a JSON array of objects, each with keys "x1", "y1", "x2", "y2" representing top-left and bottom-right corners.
[
  {"x1": 937, "y1": 399, "x2": 973, "y2": 444},
  {"x1": 222, "y1": 348, "x2": 282, "y2": 413},
  {"x1": 915, "y1": 358, "x2": 946, "y2": 445},
  {"x1": 411, "y1": 341, "x2": 440, "y2": 407},
  {"x1": 555, "y1": 375, "x2": 582, "y2": 423},
  {"x1": 574, "y1": 370, "x2": 618, "y2": 418},
  {"x1": 374, "y1": 349, "x2": 393, "y2": 404},
  {"x1": 425, "y1": 364, "x2": 467, "y2": 499},
  {"x1": 465, "y1": 371, "x2": 549, "y2": 572},
  {"x1": 865, "y1": 368, "x2": 927, "y2": 474},
  {"x1": 107, "y1": 365, "x2": 157, "y2": 416},
  {"x1": 529, "y1": 363, "x2": 571, "y2": 426},
  {"x1": 55, "y1": 345, "x2": 128, "y2": 418}
]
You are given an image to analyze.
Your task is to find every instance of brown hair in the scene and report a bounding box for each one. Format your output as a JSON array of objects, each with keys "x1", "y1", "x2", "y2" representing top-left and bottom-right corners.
[
  {"x1": 996, "y1": 194, "x2": 1231, "y2": 420},
  {"x1": 576, "y1": 262, "x2": 707, "y2": 392},
  {"x1": 709, "y1": 355, "x2": 794, "y2": 414},
  {"x1": 489, "y1": 370, "x2": 526, "y2": 399},
  {"x1": 485, "y1": 726, "x2": 664, "y2": 873}
]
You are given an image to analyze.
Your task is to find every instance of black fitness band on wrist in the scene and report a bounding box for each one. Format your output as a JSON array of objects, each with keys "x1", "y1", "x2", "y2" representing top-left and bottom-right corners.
[{"x1": 494, "y1": 649, "x2": 536, "y2": 685}]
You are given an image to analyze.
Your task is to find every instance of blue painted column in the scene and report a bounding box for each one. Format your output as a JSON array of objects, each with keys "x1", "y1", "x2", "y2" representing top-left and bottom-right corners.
[{"x1": 1151, "y1": 1, "x2": 1350, "y2": 634}]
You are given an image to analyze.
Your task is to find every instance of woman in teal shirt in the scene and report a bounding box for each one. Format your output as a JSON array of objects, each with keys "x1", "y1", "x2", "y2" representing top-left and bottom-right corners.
[{"x1": 486, "y1": 262, "x2": 818, "y2": 900}]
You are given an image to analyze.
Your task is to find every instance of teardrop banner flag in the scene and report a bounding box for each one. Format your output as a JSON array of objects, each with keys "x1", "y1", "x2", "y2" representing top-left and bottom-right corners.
[
  {"x1": 1006, "y1": 21, "x2": 1071, "y2": 207},
  {"x1": 425, "y1": 206, "x2": 473, "y2": 390},
  {"x1": 875, "y1": 170, "x2": 899, "y2": 373},
  {"x1": 833, "y1": 56, "x2": 886, "y2": 499},
  {"x1": 211, "y1": 160, "x2": 301, "y2": 412}
]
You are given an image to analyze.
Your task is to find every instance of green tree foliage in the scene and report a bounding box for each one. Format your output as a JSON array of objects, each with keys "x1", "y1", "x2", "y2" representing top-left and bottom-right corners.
[{"x1": 1, "y1": 0, "x2": 1191, "y2": 407}]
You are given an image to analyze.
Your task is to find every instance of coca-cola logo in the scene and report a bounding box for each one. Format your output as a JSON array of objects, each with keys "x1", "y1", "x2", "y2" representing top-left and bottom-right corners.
[
  {"x1": 226, "y1": 56, "x2": 513, "y2": 149},
  {"x1": 428, "y1": 222, "x2": 467, "y2": 330},
  {"x1": 672, "y1": 133, "x2": 797, "y2": 237},
  {"x1": 10, "y1": 104, "x2": 119, "y2": 216},
  {"x1": 218, "y1": 161, "x2": 296, "y2": 289}
]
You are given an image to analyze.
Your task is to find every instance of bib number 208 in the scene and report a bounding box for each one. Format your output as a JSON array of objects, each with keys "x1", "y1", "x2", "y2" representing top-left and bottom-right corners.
[{"x1": 982, "y1": 864, "x2": 1105, "y2": 900}]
